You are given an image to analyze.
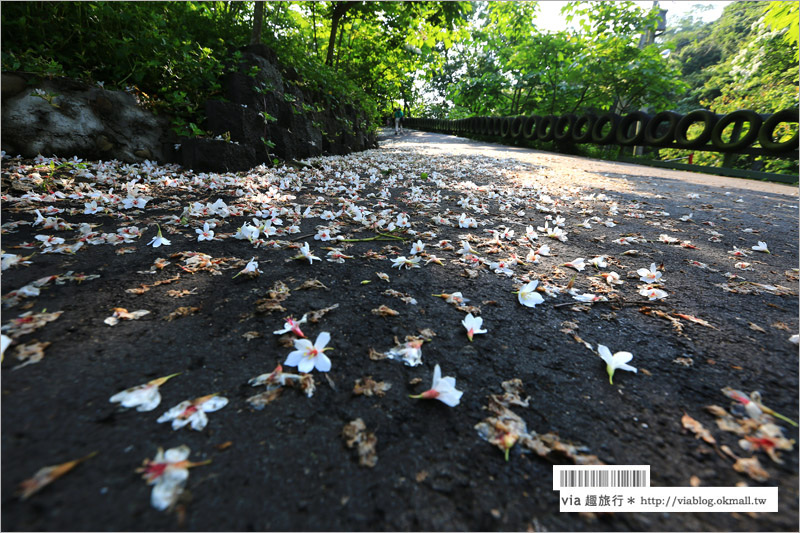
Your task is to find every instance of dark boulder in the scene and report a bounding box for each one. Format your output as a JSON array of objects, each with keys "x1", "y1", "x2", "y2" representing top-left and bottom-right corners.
[{"x1": 179, "y1": 138, "x2": 257, "y2": 173}]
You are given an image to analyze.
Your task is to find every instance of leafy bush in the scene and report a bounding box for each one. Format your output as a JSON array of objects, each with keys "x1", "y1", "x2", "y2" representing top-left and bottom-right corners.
[
  {"x1": 1, "y1": 1, "x2": 381, "y2": 137},
  {"x1": 2, "y1": 2, "x2": 249, "y2": 135}
]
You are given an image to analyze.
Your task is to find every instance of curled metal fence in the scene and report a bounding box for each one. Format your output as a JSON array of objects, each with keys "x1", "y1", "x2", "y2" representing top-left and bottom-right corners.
[{"x1": 404, "y1": 109, "x2": 799, "y2": 157}]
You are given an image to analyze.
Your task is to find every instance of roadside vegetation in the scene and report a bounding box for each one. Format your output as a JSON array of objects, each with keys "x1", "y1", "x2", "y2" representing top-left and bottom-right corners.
[{"x1": 1, "y1": 1, "x2": 797, "y2": 173}]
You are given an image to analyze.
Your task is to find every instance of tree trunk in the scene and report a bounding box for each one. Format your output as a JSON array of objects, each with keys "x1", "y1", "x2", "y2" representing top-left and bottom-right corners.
[
  {"x1": 326, "y1": 2, "x2": 353, "y2": 66},
  {"x1": 521, "y1": 86, "x2": 534, "y2": 113},
  {"x1": 311, "y1": 2, "x2": 318, "y2": 57},
  {"x1": 250, "y1": 1, "x2": 264, "y2": 45},
  {"x1": 335, "y1": 16, "x2": 347, "y2": 69}
]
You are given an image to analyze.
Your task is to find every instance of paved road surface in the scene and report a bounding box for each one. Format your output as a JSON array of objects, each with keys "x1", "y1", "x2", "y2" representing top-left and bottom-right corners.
[{"x1": 380, "y1": 128, "x2": 798, "y2": 197}]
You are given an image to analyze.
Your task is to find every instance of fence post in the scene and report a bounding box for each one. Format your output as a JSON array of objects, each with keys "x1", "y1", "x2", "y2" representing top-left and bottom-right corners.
[{"x1": 721, "y1": 120, "x2": 743, "y2": 168}]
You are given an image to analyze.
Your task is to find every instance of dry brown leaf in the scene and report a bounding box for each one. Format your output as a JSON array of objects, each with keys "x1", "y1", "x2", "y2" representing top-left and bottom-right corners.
[
  {"x1": 104, "y1": 308, "x2": 150, "y2": 326},
  {"x1": 652, "y1": 309, "x2": 684, "y2": 334},
  {"x1": 690, "y1": 475, "x2": 701, "y2": 487},
  {"x1": 242, "y1": 331, "x2": 261, "y2": 341},
  {"x1": 525, "y1": 432, "x2": 604, "y2": 465},
  {"x1": 125, "y1": 286, "x2": 150, "y2": 295},
  {"x1": 267, "y1": 280, "x2": 291, "y2": 300},
  {"x1": 705, "y1": 405, "x2": 748, "y2": 435},
  {"x1": 2, "y1": 311, "x2": 63, "y2": 338},
  {"x1": 748, "y1": 322, "x2": 766, "y2": 333},
  {"x1": 560, "y1": 321, "x2": 579, "y2": 334},
  {"x1": 152, "y1": 274, "x2": 181, "y2": 286},
  {"x1": 175, "y1": 252, "x2": 224, "y2": 274},
  {"x1": 674, "y1": 314, "x2": 716, "y2": 329},
  {"x1": 294, "y1": 279, "x2": 329, "y2": 291},
  {"x1": 682, "y1": 413, "x2": 716, "y2": 445},
  {"x1": 166, "y1": 288, "x2": 197, "y2": 298},
  {"x1": 305, "y1": 303, "x2": 339, "y2": 322},
  {"x1": 571, "y1": 334, "x2": 593, "y2": 350},
  {"x1": 353, "y1": 377, "x2": 392, "y2": 397},
  {"x1": 215, "y1": 441, "x2": 233, "y2": 451},
  {"x1": 382, "y1": 289, "x2": 417, "y2": 304},
  {"x1": 408, "y1": 377, "x2": 423, "y2": 386},
  {"x1": 254, "y1": 299, "x2": 286, "y2": 314},
  {"x1": 151, "y1": 258, "x2": 170, "y2": 270},
  {"x1": 415, "y1": 470, "x2": 428, "y2": 483},
  {"x1": 18, "y1": 451, "x2": 98, "y2": 500},
  {"x1": 164, "y1": 306, "x2": 200, "y2": 321},
  {"x1": 476, "y1": 379, "x2": 602, "y2": 464},
  {"x1": 461, "y1": 268, "x2": 480, "y2": 279},
  {"x1": 13, "y1": 340, "x2": 50, "y2": 369},
  {"x1": 371, "y1": 305, "x2": 399, "y2": 317},
  {"x1": 368, "y1": 348, "x2": 388, "y2": 361},
  {"x1": 705, "y1": 405, "x2": 728, "y2": 417},
  {"x1": 456, "y1": 305, "x2": 481, "y2": 315},
  {"x1": 500, "y1": 379, "x2": 530, "y2": 407},
  {"x1": 417, "y1": 328, "x2": 436, "y2": 340},
  {"x1": 771, "y1": 322, "x2": 791, "y2": 331},
  {"x1": 322, "y1": 372, "x2": 336, "y2": 391},
  {"x1": 246, "y1": 389, "x2": 283, "y2": 409},
  {"x1": 716, "y1": 416, "x2": 747, "y2": 435},
  {"x1": 720, "y1": 444, "x2": 739, "y2": 460},
  {"x1": 732, "y1": 456, "x2": 769, "y2": 482},
  {"x1": 673, "y1": 357, "x2": 694, "y2": 367},
  {"x1": 342, "y1": 419, "x2": 377, "y2": 468},
  {"x1": 115, "y1": 247, "x2": 136, "y2": 255}
]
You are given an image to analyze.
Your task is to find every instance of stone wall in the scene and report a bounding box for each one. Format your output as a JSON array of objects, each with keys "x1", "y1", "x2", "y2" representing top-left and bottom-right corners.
[
  {"x1": 1, "y1": 73, "x2": 173, "y2": 164},
  {"x1": 1, "y1": 44, "x2": 377, "y2": 172}
]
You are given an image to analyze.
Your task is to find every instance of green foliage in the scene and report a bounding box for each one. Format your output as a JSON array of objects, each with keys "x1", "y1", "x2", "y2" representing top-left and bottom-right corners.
[
  {"x1": 0, "y1": 1, "x2": 475, "y2": 134},
  {"x1": 32, "y1": 89, "x2": 61, "y2": 108},
  {"x1": 2, "y1": 1, "x2": 248, "y2": 133},
  {"x1": 2, "y1": 0, "x2": 794, "y2": 178},
  {"x1": 435, "y1": 1, "x2": 685, "y2": 118},
  {"x1": 765, "y1": 1, "x2": 800, "y2": 61},
  {"x1": 657, "y1": 2, "x2": 798, "y2": 175}
]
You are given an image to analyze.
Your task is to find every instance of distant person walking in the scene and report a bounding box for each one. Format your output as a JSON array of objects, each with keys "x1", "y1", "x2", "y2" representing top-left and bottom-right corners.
[{"x1": 394, "y1": 108, "x2": 404, "y2": 135}]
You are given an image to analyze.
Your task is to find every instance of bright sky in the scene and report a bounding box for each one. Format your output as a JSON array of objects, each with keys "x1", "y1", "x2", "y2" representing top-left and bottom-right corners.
[{"x1": 533, "y1": 1, "x2": 733, "y2": 32}]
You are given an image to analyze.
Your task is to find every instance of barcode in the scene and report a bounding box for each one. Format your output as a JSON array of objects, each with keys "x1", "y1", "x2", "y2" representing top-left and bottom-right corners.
[
  {"x1": 553, "y1": 466, "x2": 651, "y2": 490},
  {"x1": 559, "y1": 469, "x2": 648, "y2": 488}
]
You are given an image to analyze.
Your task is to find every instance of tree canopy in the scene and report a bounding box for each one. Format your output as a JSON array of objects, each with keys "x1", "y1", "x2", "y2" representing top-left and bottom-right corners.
[{"x1": 1, "y1": 1, "x2": 797, "y2": 128}]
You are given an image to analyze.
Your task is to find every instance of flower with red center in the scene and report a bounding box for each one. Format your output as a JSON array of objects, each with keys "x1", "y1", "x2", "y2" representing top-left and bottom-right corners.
[
  {"x1": 233, "y1": 257, "x2": 261, "y2": 278},
  {"x1": 387, "y1": 339, "x2": 424, "y2": 366},
  {"x1": 462, "y1": 313, "x2": 487, "y2": 341},
  {"x1": 600, "y1": 271, "x2": 623, "y2": 285},
  {"x1": 409, "y1": 364, "x2": 463, "y2": 407},
  {"x1": 109, "y1": 373, "x2": 180, "y2": 412},
  {"x1": 516, "y1": 280, "x2": 545, "y2": 308},
  {"x1": 295, "y1": 242, "x2": 320, "y2": 264},
  {"x1": 273, "y1": 315, "x2": 308, "y2": 338},
  {"x1": 640, "y1": 287, "x2": 668, "y2": 300},
  {"x1": 284, "y1": 332, "x2": 332, "y2": 373},
  {"x1": 137, "y1": 445, "x2": 210, "y2": 510},
  {"x1": 326, "y1": 249, "x2": 353, "y2": 263},
  {"x1": 432, "y1": 292, "x2": 469, "y2": 305},
  {"x1": 196, "y1": 221, "x2": 214, "y2": 242},
  {"x1": 637, "y1": 263, "x2": 662, "y2": 283},
  {"x1": 157, "y1": 393, "x2": 228, "y2": 431},
  {"x1": 721, "y1": 387, "x2": 766, "y2": 421},
  {"x1": 562, "y1": 258, "x2": 586, "y2": 271}
]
